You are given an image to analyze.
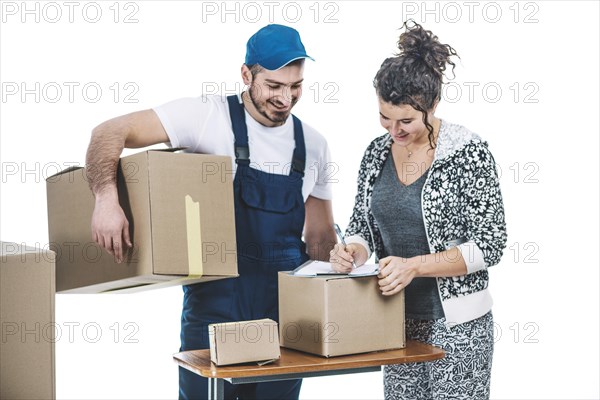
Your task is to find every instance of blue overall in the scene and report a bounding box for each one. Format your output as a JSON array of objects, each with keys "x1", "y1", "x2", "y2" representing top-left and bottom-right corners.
[{"x1": 179, "y1": 95, "x2": 309, "y2": 400}]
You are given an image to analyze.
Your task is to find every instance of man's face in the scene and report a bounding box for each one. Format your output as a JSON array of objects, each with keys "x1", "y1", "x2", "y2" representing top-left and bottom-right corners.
[{"x1": 243, "y1": 62, "x2": 304, "y2": 126}]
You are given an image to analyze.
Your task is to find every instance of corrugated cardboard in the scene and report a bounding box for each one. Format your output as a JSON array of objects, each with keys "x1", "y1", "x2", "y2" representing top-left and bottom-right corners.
[
  {"x1": 1, "y1": 242, "x2": 55, "y2": 399},
  {"x1": 278, "y1": 271, "x2": 405, "y2": 357},
  {"x1": 46, "y1": 149, "x2": 238, "y2": 293},
  {"x1": 208, "y1": 319, "x2": 281, "y2": 366}
]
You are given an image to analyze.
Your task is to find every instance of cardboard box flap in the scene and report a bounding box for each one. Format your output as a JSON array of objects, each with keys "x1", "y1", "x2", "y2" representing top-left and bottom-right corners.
[
  {"x1": 146, "y1": 146, "x2": 187, "y2": 153},
  {"x1": 1, "y1": 241, "x2": 56, "y2": 260},
  {"x1": 45, "y1": 165, "x2": 84, "y2": 180},
  {"x1": 44, "y1": 147, "x2": 184, "y2": 181}
]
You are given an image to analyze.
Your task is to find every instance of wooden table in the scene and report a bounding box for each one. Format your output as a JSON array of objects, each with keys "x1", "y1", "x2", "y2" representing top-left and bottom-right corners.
[{"x1": 173, "y1": 340, "x2": 444, "y2": 399}]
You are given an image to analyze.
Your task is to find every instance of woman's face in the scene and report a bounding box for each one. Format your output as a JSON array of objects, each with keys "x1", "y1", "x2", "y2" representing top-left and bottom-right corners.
[{"x1": 378, "y1": 98, "x2": 432, "y2": 146}]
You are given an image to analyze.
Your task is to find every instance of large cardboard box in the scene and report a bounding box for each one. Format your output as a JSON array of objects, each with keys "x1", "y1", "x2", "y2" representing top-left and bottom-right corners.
[
  {"x1": 208, "y1": 319, "x2": 281, "y2": 366},
  {"x1": 278, "y1": 272, "x2": 405, "y2": 357},
  {"x1": 1, "y1": 242, "x2": 55, "y2": 399},
  {"x1": 46, "y1": 149, "x2": 238, "y2": 293}
]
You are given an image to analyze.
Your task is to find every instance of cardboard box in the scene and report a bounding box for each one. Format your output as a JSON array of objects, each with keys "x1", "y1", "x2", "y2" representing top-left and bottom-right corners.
[
  {"x1": 278, "y1": 271, "x2": 405, "y2": 357},
  {"x1": 208, "y1": 319, "x2": 281, "y2": 366},
  {"x1": 1, "y1": 242, "x2": 56, "y2": 399},
  {"x1": 46, "y1": 149, "x2": 238, "y2": 293}
]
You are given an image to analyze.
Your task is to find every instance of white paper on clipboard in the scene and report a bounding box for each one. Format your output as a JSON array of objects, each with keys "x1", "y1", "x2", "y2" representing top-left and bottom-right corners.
[{"x1": 292, "y1": 260, "x2": 379, "y2": 277}]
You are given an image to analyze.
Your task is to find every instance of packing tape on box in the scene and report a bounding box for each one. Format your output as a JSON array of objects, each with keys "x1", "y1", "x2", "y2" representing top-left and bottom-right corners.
[{"x1": 185, "y1": 195, "x2": 204, "y2": 277}]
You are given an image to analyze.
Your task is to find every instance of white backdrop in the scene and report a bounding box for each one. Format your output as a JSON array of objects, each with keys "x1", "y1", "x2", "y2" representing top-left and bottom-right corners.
[{"x1": 1, "y1": 1, "x2": 598, "y2": 399}]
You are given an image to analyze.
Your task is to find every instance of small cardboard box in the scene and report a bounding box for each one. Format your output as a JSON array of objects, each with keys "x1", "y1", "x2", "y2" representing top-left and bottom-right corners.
[
  {"x1": 278, "y1": 271, "x2": 405, "y2": 357},
  {"x1": 209, "y1": 319, "x2": 281, "y2": 366},
  {"x1": 1, "y1": 242, "x2": 55, "y2": 399},
  {"x1": 46, "y1": 149, "x2": 238, "y2": 293}
]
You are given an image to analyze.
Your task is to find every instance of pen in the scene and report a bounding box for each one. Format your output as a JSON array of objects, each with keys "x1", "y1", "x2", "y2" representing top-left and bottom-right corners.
[{"x1": 333, "y1": 223, "x2": 357, "y2": 269}]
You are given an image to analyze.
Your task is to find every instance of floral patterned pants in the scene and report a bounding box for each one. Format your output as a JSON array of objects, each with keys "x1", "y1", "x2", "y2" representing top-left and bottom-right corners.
[{"x1": 384, "y1": 312, "x2": 494, "y2": 400}]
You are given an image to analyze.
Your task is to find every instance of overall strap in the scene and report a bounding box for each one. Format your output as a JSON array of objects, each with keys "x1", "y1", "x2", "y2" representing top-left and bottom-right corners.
[
  {"x1": 226, "y1": 95, "x2": 250, "y2": 165},
  {"x1": 291, "y1": 115, "x2": 306, "y2": 177}
]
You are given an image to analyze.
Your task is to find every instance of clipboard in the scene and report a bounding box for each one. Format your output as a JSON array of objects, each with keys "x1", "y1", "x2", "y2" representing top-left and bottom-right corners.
[{"x1": 292, "y1": 260, "x2": 379, "y2": 277}]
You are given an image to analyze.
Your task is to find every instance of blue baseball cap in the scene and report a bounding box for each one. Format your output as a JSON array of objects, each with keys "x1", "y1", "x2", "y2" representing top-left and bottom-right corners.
[{"x1": 245, "y1": 24, "x2": 314, "y2": 71}]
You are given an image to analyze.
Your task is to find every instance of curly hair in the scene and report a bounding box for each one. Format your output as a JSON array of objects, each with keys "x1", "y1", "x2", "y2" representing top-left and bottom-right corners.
[{"x1": 373, "y1": 20, "x2": 459, "y2": 149}]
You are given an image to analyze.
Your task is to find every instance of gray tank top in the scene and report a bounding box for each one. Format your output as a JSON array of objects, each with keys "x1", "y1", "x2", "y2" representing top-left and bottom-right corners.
[{"x1": 371, "y1": 153, "x2": 445, "y2": 320}]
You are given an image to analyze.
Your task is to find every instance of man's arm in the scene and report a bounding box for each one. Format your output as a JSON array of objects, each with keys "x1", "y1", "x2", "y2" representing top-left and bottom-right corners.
[
  {"x1": 303, "y1": 195, "x2": 336, "y2": 261},
  {"x1": 86, "y1": 109, "x2": 169, "y2": 262}
]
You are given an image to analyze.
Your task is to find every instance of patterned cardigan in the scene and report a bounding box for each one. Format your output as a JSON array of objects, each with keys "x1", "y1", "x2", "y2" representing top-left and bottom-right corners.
[{"x1": 345, "y1": 119, "x2": 507, "y2": 325}]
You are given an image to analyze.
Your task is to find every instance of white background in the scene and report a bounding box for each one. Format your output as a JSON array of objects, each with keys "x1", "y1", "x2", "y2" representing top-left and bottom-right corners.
[{"x1": 1, "y1": 1, "x2": 599, "y2": 399}]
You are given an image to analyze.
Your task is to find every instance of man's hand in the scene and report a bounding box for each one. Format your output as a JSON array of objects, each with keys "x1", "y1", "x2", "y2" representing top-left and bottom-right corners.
[
  {"x1": 86, "y1": 109, "x2": 169, "y2": 263},
  {"x1": 91, "y1": 191, "x2": 132, "y2": 263},
  {"x1": 304, "y1": 196, "x2": 337, "y2": 261}
]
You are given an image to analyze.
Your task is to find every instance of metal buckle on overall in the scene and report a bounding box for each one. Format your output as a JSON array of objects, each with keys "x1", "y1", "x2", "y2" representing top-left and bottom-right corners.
[
  {"x1": 291, "y1": 158, "x2": 305, "y2": 177},
  {"x1": 235, "y1": 146, "x2": 250, "y2": 165}
]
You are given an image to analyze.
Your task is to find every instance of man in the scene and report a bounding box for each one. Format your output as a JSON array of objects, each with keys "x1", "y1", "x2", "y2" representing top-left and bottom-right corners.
[{"x1": 86, "y1": 24, "x2": 336, "y2": 399}]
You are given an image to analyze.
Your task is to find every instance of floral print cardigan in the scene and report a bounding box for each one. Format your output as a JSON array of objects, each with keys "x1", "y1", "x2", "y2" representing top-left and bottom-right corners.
[{"x1": 345, "y1": 119, "x2": 508, "y2": 325}]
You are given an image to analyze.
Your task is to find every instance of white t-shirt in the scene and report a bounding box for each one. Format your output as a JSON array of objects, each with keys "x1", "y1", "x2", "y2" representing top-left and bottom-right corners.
[{"x1": 153, "y1": 94, "x2": 332, "y2": 201}]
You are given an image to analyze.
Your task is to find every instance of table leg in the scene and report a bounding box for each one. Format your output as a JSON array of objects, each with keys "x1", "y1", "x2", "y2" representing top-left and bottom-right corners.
[{"x1": 208, "y1": 377, "x2": 224, "y2": 400}]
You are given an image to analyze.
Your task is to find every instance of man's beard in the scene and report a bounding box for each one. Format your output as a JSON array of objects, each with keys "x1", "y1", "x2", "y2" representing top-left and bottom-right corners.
[{"x1": 248, "y1": 83, "x2": 295, "y2": 125}]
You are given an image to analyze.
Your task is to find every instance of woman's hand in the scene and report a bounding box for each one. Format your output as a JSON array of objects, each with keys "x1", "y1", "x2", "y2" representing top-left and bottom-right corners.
[
  {"x1": 329, "y1": 243, "x2": 368, "y2": 273},
  {"x1": 378, "y1": 256, "x2": 420, "y2": 296}
]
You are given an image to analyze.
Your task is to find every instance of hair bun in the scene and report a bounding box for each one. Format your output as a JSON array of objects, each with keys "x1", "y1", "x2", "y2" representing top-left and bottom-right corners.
[{"x1": 397, "y1": 20, "x2": 458, "y2": 76}]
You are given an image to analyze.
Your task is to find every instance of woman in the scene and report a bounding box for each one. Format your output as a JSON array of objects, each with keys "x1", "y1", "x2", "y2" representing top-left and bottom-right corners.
[{"x1": 329, "y1": 21, "x2": 507, "y2": 399}]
